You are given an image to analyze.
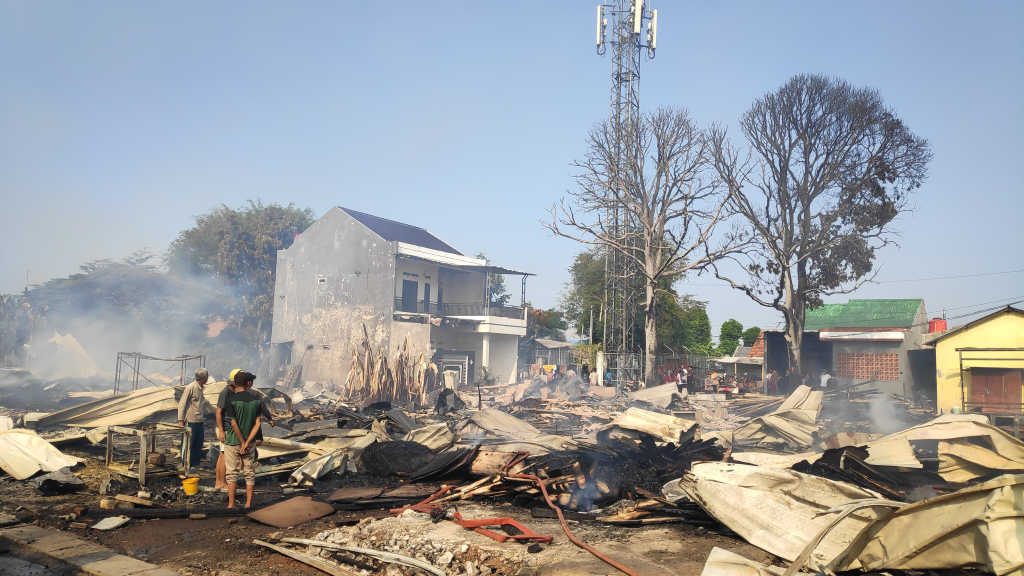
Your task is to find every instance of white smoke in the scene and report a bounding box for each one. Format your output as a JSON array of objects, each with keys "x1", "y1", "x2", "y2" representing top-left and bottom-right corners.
[{"x1": 869, "y1": 393, "x2": 903, "y2": 435}]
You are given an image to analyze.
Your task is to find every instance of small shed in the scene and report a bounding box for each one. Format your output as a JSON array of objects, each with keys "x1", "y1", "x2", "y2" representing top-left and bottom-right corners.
[
  {"x1": 717, "y1": 344, "x2": 764, "y2": 380},
  {"x1": 527, "y1": 339, "x2": 574, "y2": 366}
]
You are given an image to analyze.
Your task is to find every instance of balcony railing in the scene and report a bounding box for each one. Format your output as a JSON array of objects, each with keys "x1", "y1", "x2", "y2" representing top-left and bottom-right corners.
[
  {"x1": 442, "y1": 302, "x2": 526, "y2": 319},
  {"x1": 394, "y1": 299, "x2": 526, "y2": 320}
]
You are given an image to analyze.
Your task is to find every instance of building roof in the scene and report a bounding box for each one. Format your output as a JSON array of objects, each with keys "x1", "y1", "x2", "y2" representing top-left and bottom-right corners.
[
  {"x1": 805, "y1": 299, "x2": 923, "y2": 330},
  {"x1": 533, "y1": 339, "x2": 572, "y2": 350},
  {"x1": 923, "y1": 306, "x2": 1024, "y2": 346},
  {"x1": 749, "y1": 332, "x2": 764, "y2": 358},
  {"x1": 339, "y1": 207, "x2": 462, "y2": 255},
  {"x1": 733, "y1": 345, "x2": 753, "y2": 358},
  {"x1": 717, "y1": 356, "x2": 764, "y2": 365}
]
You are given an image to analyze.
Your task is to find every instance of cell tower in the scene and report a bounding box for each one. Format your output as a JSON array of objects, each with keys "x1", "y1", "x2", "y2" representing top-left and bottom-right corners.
[{"x1": 595, "y1": 1, "x2": 657, "y2": 362}]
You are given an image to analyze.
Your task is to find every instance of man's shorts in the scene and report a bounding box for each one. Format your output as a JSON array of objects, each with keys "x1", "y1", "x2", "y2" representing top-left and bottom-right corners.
[{"x1": 223, "y1": 443, "x2": 256, "y2": 486}]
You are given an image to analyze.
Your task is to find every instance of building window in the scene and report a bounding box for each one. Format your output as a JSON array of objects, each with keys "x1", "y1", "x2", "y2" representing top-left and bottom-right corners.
[
  {"x1": 317, "y1": 278, "x2": 326, "y2": 284},
  {"x1": 322, "y1": 345, "x2": 330, "y2": 351},
  {"x1": 837, "y1": 353, "x2": 900, "y2": 381}
]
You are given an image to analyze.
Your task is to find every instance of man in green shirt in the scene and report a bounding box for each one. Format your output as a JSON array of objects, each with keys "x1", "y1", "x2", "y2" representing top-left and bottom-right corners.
[{"x1": 223, "y1": 371, "x2": 262, "y2": 508}]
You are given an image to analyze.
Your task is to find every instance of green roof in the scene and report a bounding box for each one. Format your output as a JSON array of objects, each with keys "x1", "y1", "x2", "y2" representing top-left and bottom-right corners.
[{"x1": 805, "y1": 299, "x2": 923, "y2": 330}]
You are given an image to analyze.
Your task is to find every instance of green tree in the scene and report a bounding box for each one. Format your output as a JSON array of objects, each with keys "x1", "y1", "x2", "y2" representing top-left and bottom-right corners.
[
  {"x1": 741, "y1": 327, "x2": 761, "y2": 347},
  {"x1": 718, "y1": 319, "x2": 743, "y2": 356},
  {"x1": 475, "y1": 253, "x2": 511, "y2": 307},
  {"x1": 519, "y1": 305, "x2": 568, "y2": 358},
  {"x1": 557, "y1": 247, "x2": 607, "y2": 344},
  {"x1": 165, "y1": 199, "x2": 315, "y2": 353},
  {"x1": 681, "y1": 305, "x2": 713, "y2": 355},
  {"x1": 526, "y1": 307, "x2": 567, "y2": 341},
  {"x1": 558, "y1": 246, "x2": 712, "y2": 354}
]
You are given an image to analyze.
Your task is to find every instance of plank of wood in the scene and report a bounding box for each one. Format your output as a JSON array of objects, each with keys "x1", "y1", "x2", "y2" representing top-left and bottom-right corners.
[
  {"x1": 596, "y1": 517, "x2": 687, "y2": 525},
  {"x1": 253, "y1": 539, "x2": 359, "y2": 576},
  {"x1": 280, "y1": 538, "x2": 445, "y2": 576},
  {"x1": 114, "y1": 494, "x2": 165, "y2": 508}
]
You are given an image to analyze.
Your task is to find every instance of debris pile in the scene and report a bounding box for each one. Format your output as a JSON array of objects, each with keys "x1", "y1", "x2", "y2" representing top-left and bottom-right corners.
[{"x1": 3, "y1": 365, "x2": 1024, "y2": 576}]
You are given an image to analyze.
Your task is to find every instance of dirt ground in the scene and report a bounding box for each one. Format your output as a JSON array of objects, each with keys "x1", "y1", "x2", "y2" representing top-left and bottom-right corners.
[
  {"x1": 0, "y1": 390, "x2": 781, "y2": 575},
  {"x1": 2, "y1": 464, "x2": 775, "y2": 576}
]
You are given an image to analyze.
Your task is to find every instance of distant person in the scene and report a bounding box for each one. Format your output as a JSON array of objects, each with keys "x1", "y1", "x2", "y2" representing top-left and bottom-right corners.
[
  {"x1": 778, "y1": 369, "x2": 791, "y2": 396},
  {"x1": 589, "y1": 370, "x2": 598, "y2": 386},
  {"x1": 820, "y1": 369, "x2": 831, "y2": 388},
  {"x1": 177, "y1": 367, "x2": 209, "y2": 473},
  {"x1": 605, "y1": 370, "x2": 613, "y2": 387},
  {"x1": 223, "y1": 371, "x2": 262, "y2": 509},
  {"x1": 581, "y1": 364, "x2": 590, "y2": 383},
  {"x1": 766, "y1": 369, "x2": 779, "y2": 395}
]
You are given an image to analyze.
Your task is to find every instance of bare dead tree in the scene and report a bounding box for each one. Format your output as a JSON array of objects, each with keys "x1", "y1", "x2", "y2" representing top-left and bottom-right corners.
[
  {"x1": 545, "y1": 107, "x2": 745, "y2": 387},
  {"x1": 707, "y1": 74, "x2": 932, "y2": 379}
]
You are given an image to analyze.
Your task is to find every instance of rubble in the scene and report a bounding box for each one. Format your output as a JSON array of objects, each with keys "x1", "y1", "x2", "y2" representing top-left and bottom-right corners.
[
  {"x1": 678, "y1": 462, "x2": 885, "y2": 567},
  {"x1": 4, "y1": 360, "x2": 1024, "y2": 576},
  {"x1": 866, "y1": 412, "x2": 1024, "y2": 482},
  {"x1": 829, "y1": 474, "x2": 1024, "y2": 575},
  {"x1": 728, "y1": 385, "x2": 823, "y2": 451},
  {"x1": 0, "y1": 428, "x2": 82, "y2": 479}
]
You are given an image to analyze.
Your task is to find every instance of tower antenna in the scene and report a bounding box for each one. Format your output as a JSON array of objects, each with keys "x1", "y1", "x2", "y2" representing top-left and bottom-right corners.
[{"x1": 595, "y1": 1, "x2": 657, "y2": 387}]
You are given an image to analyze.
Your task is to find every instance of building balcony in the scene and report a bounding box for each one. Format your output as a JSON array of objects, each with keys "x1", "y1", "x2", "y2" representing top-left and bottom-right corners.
[{"x1": 393, "y1": 299, "x2": 527, "y2": 320}]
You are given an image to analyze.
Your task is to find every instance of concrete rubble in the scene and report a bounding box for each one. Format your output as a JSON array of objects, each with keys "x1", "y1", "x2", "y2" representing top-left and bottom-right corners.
[{"x1": 2, "y1": 367, "x2": 1024, "y2": 576}]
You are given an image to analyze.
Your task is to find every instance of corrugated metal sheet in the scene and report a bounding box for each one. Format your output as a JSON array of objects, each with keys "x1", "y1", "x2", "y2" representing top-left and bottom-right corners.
[
  {"x1": 805, "y1": 299, "x2": 922, "y2": 330},
  {"x1": 339, "y1": 207, "x2": 462, "y2": 255}
]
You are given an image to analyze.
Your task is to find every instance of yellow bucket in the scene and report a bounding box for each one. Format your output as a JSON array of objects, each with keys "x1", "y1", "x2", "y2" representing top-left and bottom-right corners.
[{"x1": 182, "y1": 477, "x2": 199, "y2": 495}]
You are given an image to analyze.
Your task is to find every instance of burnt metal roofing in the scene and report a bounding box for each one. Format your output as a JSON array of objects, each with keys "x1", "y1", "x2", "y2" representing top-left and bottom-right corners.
[
  {"x1": 339, "y1": 207, "x2": 462, "y2": 255},
  {"x1": 805, "y1": 299, "x2": 923, "y2": 330}
]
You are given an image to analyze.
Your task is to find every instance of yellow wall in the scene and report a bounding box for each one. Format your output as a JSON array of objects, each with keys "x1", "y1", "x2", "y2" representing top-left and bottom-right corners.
[{"x1": 934, "y1": 310, "x2": 1024, "y2": 413}]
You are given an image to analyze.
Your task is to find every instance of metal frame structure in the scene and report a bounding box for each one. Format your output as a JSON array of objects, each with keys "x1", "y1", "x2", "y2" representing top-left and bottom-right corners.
[
  {"x1": 105, "y1": 423, "x2": 191, "y2": 486},
  {"x1": 595, "y1": 0, "x2": 657, "y2": 386},
  {"x1": 113, "y1": 352, "x2": 206, "y2": 394}
]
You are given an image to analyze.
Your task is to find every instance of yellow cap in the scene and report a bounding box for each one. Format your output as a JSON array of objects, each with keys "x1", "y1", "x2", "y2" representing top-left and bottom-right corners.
[{"x1": 228, "y1": 368, "x2": 241, "y2": 383}]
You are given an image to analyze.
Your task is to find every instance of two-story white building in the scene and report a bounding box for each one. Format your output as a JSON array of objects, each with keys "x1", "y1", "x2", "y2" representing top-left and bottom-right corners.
[{"x1": 269, "y1": 207, "x2": 531, "y2": 388}]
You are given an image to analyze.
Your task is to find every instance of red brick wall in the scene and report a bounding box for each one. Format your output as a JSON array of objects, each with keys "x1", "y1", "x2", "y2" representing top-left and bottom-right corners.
[
  {"x1": 836, "y1": 352, "x2": 900, "y2": 381},
  {"x1": 749, "y1": 332, "x2": 764, "y2": 358}
]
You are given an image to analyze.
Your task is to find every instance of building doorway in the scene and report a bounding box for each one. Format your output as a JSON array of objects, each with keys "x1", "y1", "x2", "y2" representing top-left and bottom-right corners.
[
  {"x1": 971, "y1": 368, "x2": 1022, "y2": 413},
  {"x1": 401, "y1": 280, "x2": 418, "y2": 313}
]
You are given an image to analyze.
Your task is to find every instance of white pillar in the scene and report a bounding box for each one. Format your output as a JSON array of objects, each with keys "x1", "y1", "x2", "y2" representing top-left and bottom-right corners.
[{"x1": 481, "y1": 333, "x2": 491, "y2": 372}]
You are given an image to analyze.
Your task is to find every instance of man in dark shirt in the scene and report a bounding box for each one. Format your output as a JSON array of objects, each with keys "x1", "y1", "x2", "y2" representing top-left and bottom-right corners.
[
  {"x1": 778, "y1": 368, "x2": 792, "y2": 397},
  {"x1": 223, "y1": 372, "x2": 262, "y2": 508}
]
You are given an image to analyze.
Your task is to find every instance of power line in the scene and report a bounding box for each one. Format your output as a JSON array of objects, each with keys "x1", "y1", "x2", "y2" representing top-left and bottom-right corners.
[
  {"x1": 674, "y1": 268, "x2": 1024, "y2": 287},
  {"x1": 884, "y1": 269, "x2": 1024, "y2": 283}
]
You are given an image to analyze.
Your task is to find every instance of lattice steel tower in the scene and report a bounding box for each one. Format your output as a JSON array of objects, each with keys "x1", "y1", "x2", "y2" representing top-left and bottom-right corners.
[{"x1": 595, "y1": 1, "x2": 657, "y2": 356}]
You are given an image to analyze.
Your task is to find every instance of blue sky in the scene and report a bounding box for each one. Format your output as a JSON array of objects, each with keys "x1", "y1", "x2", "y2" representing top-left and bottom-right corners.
[{"x1": 2, "y1": 1, "x2": 1022, "y2": 338}]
